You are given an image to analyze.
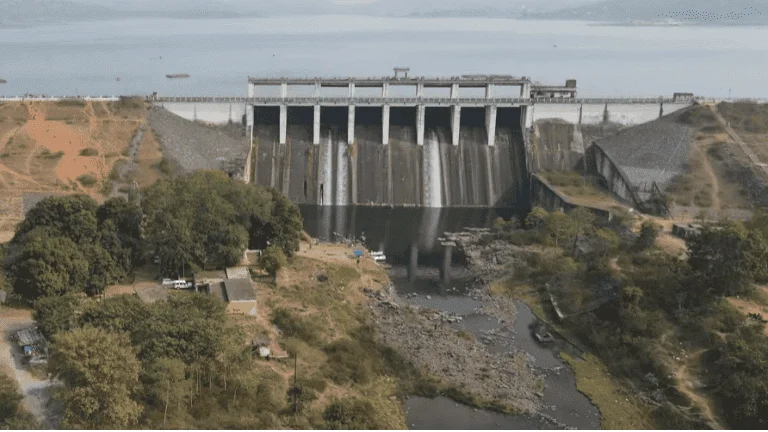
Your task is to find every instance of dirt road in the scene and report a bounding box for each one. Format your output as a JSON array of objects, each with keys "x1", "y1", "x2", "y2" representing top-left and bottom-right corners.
[
  {"x1": 0, "y1": 308, "x2": 61, "y2": 428},
  {"x1": 674, "y1": 349, "x2": 724, "y2": 430}
]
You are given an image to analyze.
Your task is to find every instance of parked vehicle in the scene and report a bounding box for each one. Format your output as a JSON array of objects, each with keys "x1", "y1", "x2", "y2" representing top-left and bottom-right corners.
[
  {"x1": 161, "y1": 278, "x2": 174, "y2": 287},
  {"x1": 172, "y1": 280, "x2": 193, "y2": 290},
  {"x1": 370, "y1": 251, "x2": 387, "y2": 262}
]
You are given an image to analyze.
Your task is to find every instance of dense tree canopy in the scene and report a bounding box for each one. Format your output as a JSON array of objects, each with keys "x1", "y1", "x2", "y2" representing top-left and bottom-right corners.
[
  {"x1": 142, "y1": 171, "x2": 302, "y2": 277},
  {"x1": 687, "y1": 221, "x2": 768, "y2": 298},
  {"x1": 4, "y1": 196, "x2": 140, "y2": 302},
  {"x1": 4, "y1": 171, "x2": 304, "y2": 303},
  {"x1": 50, "y1": 327, "x2": 143, "y2": 429}
]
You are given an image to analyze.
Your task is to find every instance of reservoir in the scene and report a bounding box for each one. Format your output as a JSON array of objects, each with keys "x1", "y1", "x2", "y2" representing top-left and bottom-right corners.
[{"x1": 1, "y1": 16, "x2": 767, "y2": 98}]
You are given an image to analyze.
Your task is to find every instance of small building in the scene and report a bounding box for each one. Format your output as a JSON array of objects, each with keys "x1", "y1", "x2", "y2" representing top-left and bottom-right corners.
[
  {"x1": 207, "y1": 278, "x2": 258, "y2": 315},
  {"x1": 14, "y1": 327, "x2": 48, "y2": 363},
  {"x1": 672, "y1": 223, "x2": 703, "y2": 239}
]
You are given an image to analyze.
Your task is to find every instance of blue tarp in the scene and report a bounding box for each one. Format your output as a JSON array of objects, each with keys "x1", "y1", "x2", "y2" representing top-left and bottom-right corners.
[{"x1": 353, "y1": 250, "x2": 363, "y2": 257}]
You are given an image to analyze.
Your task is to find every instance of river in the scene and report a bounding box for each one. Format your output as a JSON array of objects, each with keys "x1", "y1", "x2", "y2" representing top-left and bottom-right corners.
[
  {"x1": 300, "y1": 205, "x2": 601, "y2": 430},
  {"x1": 1, "y1": 16, "x2": 768, "y2": 98}
]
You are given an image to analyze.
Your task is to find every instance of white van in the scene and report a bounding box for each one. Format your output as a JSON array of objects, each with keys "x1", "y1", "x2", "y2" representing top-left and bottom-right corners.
[{"x1": 172, "y1": 280, "x2": 191, "y2": 290}]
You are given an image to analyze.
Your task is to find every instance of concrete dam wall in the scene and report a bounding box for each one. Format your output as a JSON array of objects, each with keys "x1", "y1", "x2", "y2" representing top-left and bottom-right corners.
[{"x1": 251, "y1": 106, "x2": 528, "y2": 209}]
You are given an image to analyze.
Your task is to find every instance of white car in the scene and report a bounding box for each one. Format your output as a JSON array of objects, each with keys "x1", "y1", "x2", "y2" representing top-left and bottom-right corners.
[
  {"x1": 161, "y1": 278, "x2": 174, "y2": 287},
  {"x1": 172, "y1": 280, "x2": 192, "y2": 290}
]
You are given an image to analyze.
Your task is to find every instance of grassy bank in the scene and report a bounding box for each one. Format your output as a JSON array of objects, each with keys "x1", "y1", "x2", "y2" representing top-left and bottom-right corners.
[
  {"x1": 560, "y1": 352, "x2": 654, "y2": 429},
  {"x1": 488, "y1": 276, "x2": 655, "y2": 429}
]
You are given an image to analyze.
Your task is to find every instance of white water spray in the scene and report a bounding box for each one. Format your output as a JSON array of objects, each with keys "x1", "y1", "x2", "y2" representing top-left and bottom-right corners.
[
  {"x1": 319, "y1": 130, "x2": 333, "y2": 206},
  {"x1": 423, "y1": 130, "x2": 443, "y2": 208},
  {"x1": 335, "y1": 134, "x2": 349, "y2": 206}
]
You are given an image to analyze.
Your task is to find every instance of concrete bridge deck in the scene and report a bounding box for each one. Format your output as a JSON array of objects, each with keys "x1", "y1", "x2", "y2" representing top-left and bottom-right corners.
[{"x1": 153, "y1": 96, "x2": 676, "y2": 106}]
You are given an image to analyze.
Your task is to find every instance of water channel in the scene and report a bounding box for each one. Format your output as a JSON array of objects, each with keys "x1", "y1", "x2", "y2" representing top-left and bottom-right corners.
[{"x1": 299, "y1": 205, "x2": 600, "y2": 430}]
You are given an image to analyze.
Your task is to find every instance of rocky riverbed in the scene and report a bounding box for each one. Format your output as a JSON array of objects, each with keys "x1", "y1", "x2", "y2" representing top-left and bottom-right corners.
[{"x1": 369, "y1": 227, "x2": 601, "y2": 430}]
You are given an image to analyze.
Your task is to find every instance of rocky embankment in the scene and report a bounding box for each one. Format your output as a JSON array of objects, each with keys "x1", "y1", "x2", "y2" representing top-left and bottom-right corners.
[{"x1": 147, "y1": 106, "x2": 249, "y2": 177}]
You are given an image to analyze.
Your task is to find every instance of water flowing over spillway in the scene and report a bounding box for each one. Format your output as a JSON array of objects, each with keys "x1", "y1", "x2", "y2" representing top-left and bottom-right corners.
[
  {"x1": 423, "y1": 130, "x2": 443, "y2": 208},
  {"x1": 319, "y1": 130, "x2": 334, "y2": 206},
  {"x1": 335, "y1": 136, "x2": 349, "y2": 206},
  {"x1": 251, "y1": 107, "x2": 528, "y2": 210}
]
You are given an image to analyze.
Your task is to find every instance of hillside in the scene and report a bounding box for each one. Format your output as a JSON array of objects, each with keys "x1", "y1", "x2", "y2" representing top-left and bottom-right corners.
[
  {"x1": 0, "y1": 99, "x2": 165, "y2": 241},
  {"x1": 526, "y1": 0, "x2": 768, "y2": 24}
]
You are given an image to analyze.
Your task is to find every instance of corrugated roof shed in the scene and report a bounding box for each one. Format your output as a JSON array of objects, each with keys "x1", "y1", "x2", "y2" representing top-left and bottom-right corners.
[
  {"x1": 223, "y1": 278, "x2": 257, "y2": 302},
  {"x1": 15, "y1": 327, "x2": 45, "y2": 347},
  {"x1": 209, "y1": 282, "x2": 228, "y2": 302}
]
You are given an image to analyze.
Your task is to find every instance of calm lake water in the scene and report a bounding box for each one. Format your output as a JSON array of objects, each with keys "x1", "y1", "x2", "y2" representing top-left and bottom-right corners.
[{"x1": 1, "y1": 16, "x2": 767, "y2": 98}]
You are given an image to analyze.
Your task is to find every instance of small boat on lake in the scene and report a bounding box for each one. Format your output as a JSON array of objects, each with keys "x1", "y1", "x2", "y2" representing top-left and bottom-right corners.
[
  {"x1": 166, "y1": 74, "x2": 190, "y2": 79},
  {"x1": 0, "y1": 79, "x2": 7, "y2": 84}
]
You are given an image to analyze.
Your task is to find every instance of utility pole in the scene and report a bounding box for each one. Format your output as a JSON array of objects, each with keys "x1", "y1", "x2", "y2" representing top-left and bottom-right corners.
[{"x1": 290, "y1": 353, "x2": 301, "y2": 414}]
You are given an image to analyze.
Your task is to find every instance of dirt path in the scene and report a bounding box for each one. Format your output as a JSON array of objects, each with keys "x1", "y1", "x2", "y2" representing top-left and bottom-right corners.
[
  {"x1": 709, "y1": 105, "x2": 768, "y2": 177},
  {"x1": 674, "y1": 349, "x2": 724, "y2": 430},
  {"x1": 699, "y1": 145, "x2": 722, "y2": 210},
  {"x1": 0, "y1": 308, "x2": 61, "y2": 428}
]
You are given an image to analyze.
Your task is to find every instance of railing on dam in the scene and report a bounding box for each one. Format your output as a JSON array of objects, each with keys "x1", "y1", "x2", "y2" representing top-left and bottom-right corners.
[
  {"x1": 0, "y1": 95, "x2": 123, "y2": 101},
  {"x1": 151, "y1": 96, "x2": 682, "y2": 105}
]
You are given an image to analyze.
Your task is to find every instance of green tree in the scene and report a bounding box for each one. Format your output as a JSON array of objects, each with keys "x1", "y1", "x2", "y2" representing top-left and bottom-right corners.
[
  {"x1": 593, "y1": 228, "x2": 620, "y2": 258},
  {"x1": 566, "y1": 207, "x2": 596, "y2": 250},
  {"x1": 49, "y1": 327, "x2": 143, "y2": 429},
  {"x1": 133, "y1": 294, "x2": 231, "y2": 364},
  {"x1": 261, "y1": 246, "x2": 287, "y2": 282},
  {"x1": 12, "y1": 195, "x2": 99, "y2": 245},
  {"x1": 81, "y1": 243, "x2": 125, "y2": 297},
  {"x1": 141, "y1": 357, "x2": 188, "y2": 428},
  {"x1": 711, "y1": 326, "x2": 768, "y2": 429},
  {"x1": 525, "y1": 207, "x2": 549, "y2": 229},
  {"x1": 141, "y1": 171, "x2": 285, "y2": 274},
  {"x1": 544, "y1": 211, "x2": 575, "y2": 248},
  {"x1": 687, "y1": 222, "x2": 767, "y2": 298},
  {"x1": 33, "y1": 293, "x2": 81, "y2": 339},
  {"x1": 636, "y1": 220, "x2": 661, "y2": 250},
  {"x1": 0, "y1": 375, "x2": 23, "y2": 422},
  {"x1": 5, "y1": 227, "x2": 89, "y2": 300},
  {"x1": 97, "y1": 197, "x2": 143, "y2": 267},
  {"x1": 80, "y1": 294, "x2": 149, "y2": 334}
]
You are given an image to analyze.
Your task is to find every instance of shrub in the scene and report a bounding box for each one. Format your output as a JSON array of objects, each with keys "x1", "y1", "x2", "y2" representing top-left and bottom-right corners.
[
  {"x1": 79, "y1": 147, "x2": 99, "y2": 156},
  {"x1": 323, "y1": 398, "x2": 381, "y2": 430},
  {"x1": 272, "y1": 308, "x2": 322, "y2": 345},
  {"x1": 42, "y1": 150, "x2": 64, "y2": 159},
  {"x1": 323, "y1": 339, "x2": 375, "y2": 385},
  {"x1": 157, "y1": 158, "x2": 172, "y2": 175},
  {"x1": 76, "y1": 174, "x2": 98, "y2": 187},
  {"x1": 635, "y1": 220, "x2": 661, "y2": 250},
  {"x1": 55, "y1": 98, "x2": 86, "y2": 107}
]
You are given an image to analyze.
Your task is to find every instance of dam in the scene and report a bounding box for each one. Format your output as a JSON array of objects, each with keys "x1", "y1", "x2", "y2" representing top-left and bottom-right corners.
[{"x1": 152, "y1": 71, "x2": 696, "y2": 209}]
